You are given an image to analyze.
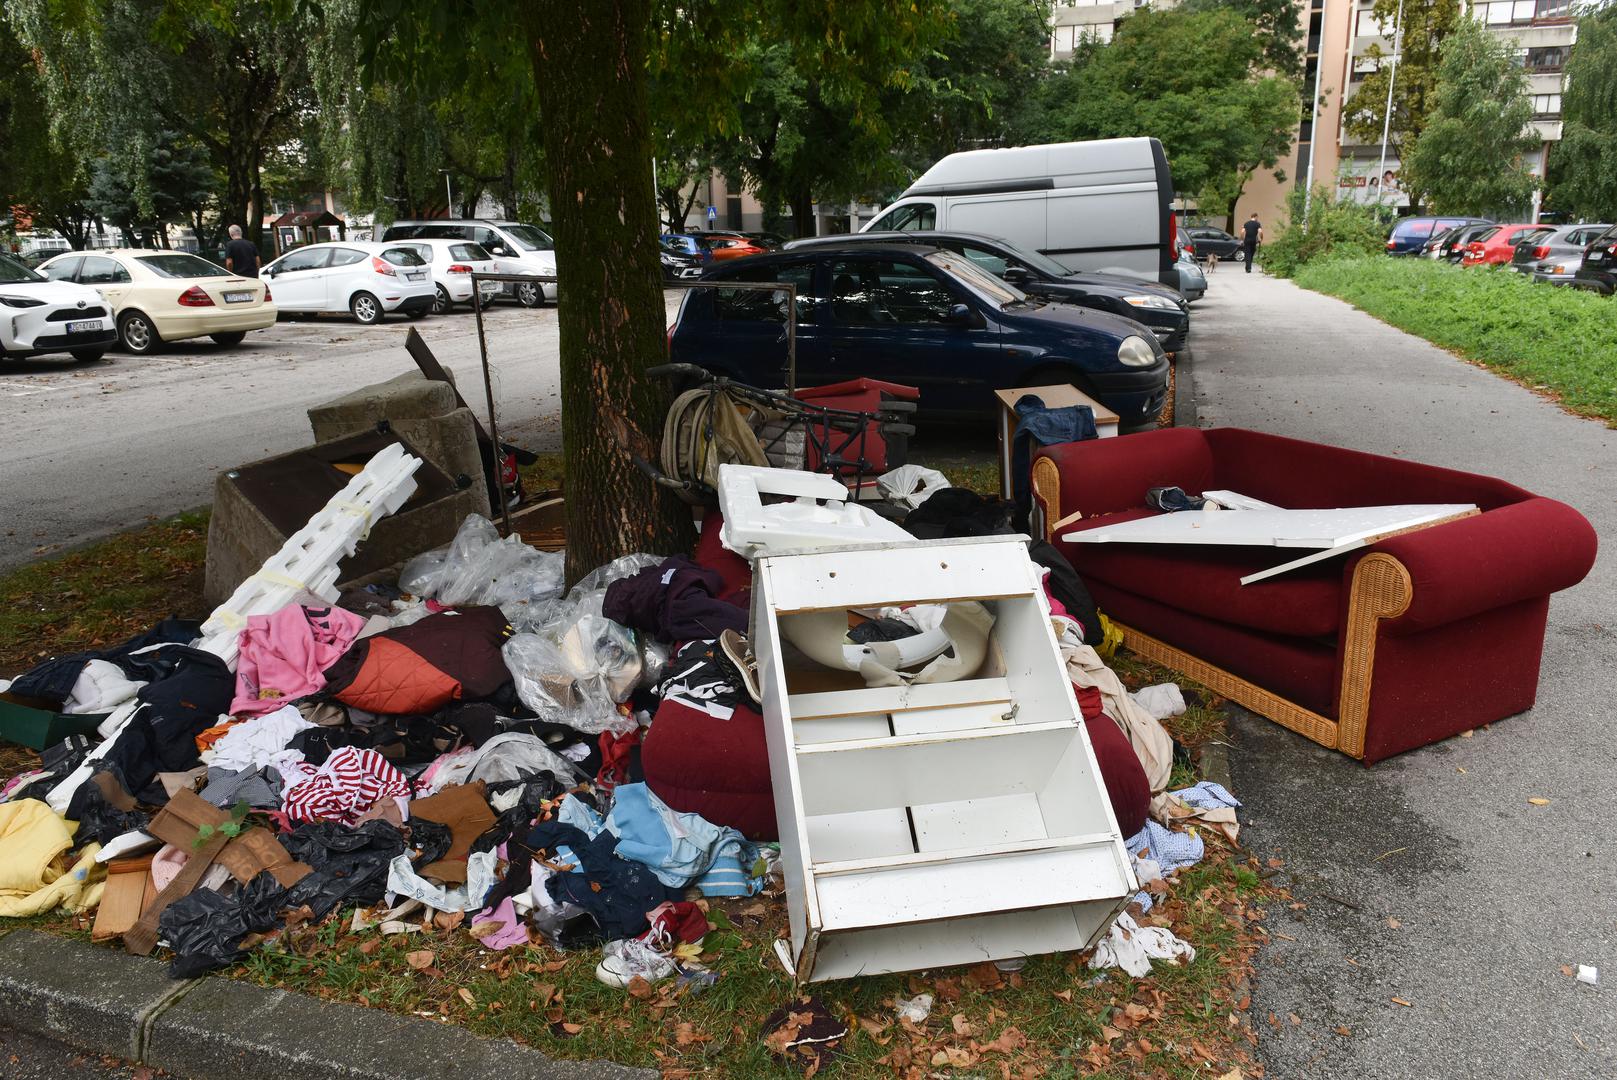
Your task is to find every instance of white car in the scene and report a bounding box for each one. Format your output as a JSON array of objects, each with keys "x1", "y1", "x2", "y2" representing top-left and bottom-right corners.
[
  {"x1": 378, "y1": 220, "x2": 558, "y2": 306},
  {"x1": 389, "y1": 238, "x2": 501, "y2": 314},
  {"x1": 0, "y1": 251, "x2": 117, "y2": 363},
  {"x1": 260, "y1": 242, "x2": 436, "y2": 324},
  {"x1": 39, "y1": 249, "x2": 277, "y2": 355}
]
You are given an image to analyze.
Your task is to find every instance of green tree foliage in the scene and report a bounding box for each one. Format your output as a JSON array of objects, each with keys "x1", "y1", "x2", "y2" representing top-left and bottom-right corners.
[
  {"x1": 1022, "y1": 9, "x2": 1300, "y2": 206},
  {"x1": 1550, "y1": 2, "x2": 1617, "y2": 220},
  {"x1": 87, "y1": 131, "x2": 216, "y2": 247},
  {"x1": 0, "y1": 15, "x2": 97, "y2": 247},
  {"x1": 1181, "y1": 0, "x2": 1305, "y2": 80},
  {"x1": 1260, "y1": 184, "x2": 1392, "y2": 277},
  {"x1": 8, "y1": 0, "x2": 314, "y2": 241},
  {"x1": 1402, "y1": 19, "x2": 1538, "y2": 217},
  {"x1": 1342, "y1": 0, "x2": 1462, "y2": 179}
]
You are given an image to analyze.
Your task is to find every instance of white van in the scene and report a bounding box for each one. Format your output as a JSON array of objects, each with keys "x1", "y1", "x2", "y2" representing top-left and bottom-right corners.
[
  {"x1": 861, "y1": 137, "x2": 1178, "y2": 287},
  {"x1": 380, "y1": 219, "x2": 557, "y2": 306}
]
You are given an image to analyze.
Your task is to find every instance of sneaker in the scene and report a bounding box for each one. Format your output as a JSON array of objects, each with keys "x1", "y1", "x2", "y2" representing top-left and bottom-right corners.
[
  {"x1": 719, "y1": 628, "x2": 762, "y2": 705},
  {"x1": 594, "y1": 937, "x2": 677, "y2": 989}
]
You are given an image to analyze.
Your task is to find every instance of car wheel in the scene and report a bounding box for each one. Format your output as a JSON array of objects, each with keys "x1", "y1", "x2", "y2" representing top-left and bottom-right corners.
[
  {"x1": 118, "y1": 311, "x2": 161, "y2": 354},
  {"x1": 70, "y1": 349, "x2": 106, "y2": 363},
  {"x1": 210, "y1": 332, "x2": 247, "y2": 347},
  {"x1": 350, "y1": 292, "x2": 383, "y2": 324},
  {"x1": 432, "y1": 285, "x2": 453, "y2": 315},
  {"x1": 515, "y1": 281, "x2": 544, "y2": 307}
]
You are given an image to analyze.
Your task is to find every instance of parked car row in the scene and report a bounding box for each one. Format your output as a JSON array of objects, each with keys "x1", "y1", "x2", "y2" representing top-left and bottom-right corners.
[{"x1": 1397, "y1": 214, "x2": 1617, "y2": 294}]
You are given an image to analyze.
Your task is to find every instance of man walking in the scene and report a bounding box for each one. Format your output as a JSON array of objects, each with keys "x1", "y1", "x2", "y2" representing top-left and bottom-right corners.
[
  {"x1": 223, "y1": 225, "x2": 260, "y2": 278},
  {"x1": 1241, "y1": 212, "x2": 1263, "y2": 274}
]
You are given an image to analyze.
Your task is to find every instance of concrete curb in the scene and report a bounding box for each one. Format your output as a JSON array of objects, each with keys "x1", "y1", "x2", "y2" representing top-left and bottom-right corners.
[{"x1": 0, "y1": 931, "x2": 653, "y2": 1080}]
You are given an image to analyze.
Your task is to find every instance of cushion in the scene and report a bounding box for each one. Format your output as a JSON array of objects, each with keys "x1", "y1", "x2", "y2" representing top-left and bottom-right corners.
[
  {"x1": 1062, "y1": 510, "x2": 1342, "y2": 638},
  {"x1": 1072, "y1": 685, "x2": 1149, "y2": 837},
  {"x1": 641, "y1": 697, "x2": 776, "y2": 841},
  {"x1": 323, "y1": 607, "x2": 513, "y2": 716}
]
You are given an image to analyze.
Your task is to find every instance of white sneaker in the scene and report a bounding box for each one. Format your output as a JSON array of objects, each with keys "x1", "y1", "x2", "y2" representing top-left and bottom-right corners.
[{"x1": 594, "y1": 937, "x2": 678, "y2": 989}]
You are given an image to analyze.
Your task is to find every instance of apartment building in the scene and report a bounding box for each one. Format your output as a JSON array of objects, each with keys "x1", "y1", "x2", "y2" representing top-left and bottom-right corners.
[{"x1": 1051, "y1": 0, "x2": 1579, "y2": 226}]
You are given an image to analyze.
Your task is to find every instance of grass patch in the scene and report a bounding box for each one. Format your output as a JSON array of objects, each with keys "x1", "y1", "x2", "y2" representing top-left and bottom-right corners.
[
  {"x1": 1295, "y1": 255, "x2": 1617, "y2": 423},
  {"x1": 0, "y1": 510, "x2": 209, "y2": 678},
  {"x1": 232, "y1": 841, "x2": 1270, "y2": 1079}
]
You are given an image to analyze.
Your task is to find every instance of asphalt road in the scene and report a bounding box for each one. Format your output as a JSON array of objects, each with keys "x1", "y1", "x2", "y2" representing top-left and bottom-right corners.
[
  {"x1": 0, "y1": 1026, "x2": 148, "y2": 1078},
  {"x1": 1188, "y1": 268, "x2": 1615, "y2": 1078}
]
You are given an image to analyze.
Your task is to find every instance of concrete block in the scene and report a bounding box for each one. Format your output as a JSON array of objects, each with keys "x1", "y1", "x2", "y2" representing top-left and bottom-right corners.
[
  {"x1": 145, "y1": 976, "x2": 654, "y2": 1080},
  {"x1": 0, "y1": 930, "x2": 190, "y2": 1062}
]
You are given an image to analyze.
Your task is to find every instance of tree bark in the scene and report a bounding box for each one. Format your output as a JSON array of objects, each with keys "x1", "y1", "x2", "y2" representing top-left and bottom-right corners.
[{"x1": 521, "y1": 0, "x2": 695, "y2": 585}]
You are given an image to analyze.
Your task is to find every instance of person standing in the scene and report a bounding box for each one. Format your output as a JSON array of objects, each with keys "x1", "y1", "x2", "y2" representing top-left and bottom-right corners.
[
  {"x1": 223, "y1": 224, "x2": 260, "y2": 278},
  {"x1": 1241, "y1": 212, "x2": 1263, "y2": 274}
]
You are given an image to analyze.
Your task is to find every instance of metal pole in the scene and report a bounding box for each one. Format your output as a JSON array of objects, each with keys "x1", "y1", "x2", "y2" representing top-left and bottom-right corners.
[
  {"x1": 1374, "y1": 0, "x2": 1404, "y2": 206},
  {"x1": 1302, "y1": 36, "x2": 1326, "y2": 227},
  {"x1": 471, "y1": 280, "x2": 512, "y2": 536}
]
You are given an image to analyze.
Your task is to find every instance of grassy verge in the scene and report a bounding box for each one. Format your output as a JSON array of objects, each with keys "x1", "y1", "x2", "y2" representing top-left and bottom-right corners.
[{"x1": 1294, "y1": 255, "x2": 1617, "y2": 424}]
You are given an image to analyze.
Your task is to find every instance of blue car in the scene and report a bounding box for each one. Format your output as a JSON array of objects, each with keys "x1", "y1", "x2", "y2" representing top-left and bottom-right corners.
[{"x1": 668, "y1": 243, "x2": 1169, "y2": 426}]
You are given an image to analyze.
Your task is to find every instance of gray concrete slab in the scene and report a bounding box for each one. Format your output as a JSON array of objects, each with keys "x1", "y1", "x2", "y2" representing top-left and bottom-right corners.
[
  {"x1": 1188, "y1": 269, "x2": 1615, "y2": 1078},
  {"x1": 0, "y1": 930, "x2": 187, "y2": 1062},
  {"x1": 144, "y1": 976, "x2": 653, "y2": 1080}
]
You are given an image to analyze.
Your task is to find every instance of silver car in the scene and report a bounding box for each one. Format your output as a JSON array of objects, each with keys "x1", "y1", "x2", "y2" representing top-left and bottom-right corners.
[{"x1": 1511, "y1": 222, "x2": 1611, "y2": 284}]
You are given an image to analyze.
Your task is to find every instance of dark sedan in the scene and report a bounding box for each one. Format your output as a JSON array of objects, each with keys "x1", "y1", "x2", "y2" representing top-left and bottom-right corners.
[
  {"x1": 785, "y1": 230, "x2": 1190, "y2": 355},
  {"x1": 669, "y1": 243, "x2": 1169, "y2": 427},
  {"x1": 1574, "y1": 225, "x2": 1617, "y2": 295}
]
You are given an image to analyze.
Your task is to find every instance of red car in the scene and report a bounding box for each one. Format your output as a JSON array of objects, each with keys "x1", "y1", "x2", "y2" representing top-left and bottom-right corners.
[
  {"x1": 1461, "y1": 223, "x2": 1551, "y2": 267},
  {"x1": 705, "y1": 234, "x2": 766, "y2": 261}
]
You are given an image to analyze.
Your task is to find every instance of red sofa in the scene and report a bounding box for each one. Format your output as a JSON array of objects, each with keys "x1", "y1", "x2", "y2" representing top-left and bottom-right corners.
[{"x1": 1031, "y1": 428, "x2": 1597, "y2": 762}]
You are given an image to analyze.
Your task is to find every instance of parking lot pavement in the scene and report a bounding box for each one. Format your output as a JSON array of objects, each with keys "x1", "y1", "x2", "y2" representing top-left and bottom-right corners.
[
  {"x1": 1190, "y1": 270, "x2": 1616, "y2": 1079},
  {"x1": 0, "y1": 295, "x2": 684, "y2": 572}
]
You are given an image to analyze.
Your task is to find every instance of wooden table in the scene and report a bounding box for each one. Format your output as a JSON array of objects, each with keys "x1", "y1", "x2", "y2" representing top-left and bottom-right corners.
[{"x1": 994, "y1": 384, "x2": 1119, "y2": 499}]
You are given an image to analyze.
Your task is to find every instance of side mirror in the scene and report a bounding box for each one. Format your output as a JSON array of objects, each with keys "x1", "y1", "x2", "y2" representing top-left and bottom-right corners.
[{"x1": 1002, "y1": 266, "x2": 1031, "y2": 285}]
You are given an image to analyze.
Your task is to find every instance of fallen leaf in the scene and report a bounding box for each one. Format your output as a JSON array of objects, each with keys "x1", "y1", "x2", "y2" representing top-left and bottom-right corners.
[
  {"x1": 1387, "y1": 917, "x2": 1401, "y2": 930},
  {"x1": 405, "y1": 950, "x2": 435, "y2": 970},
  {"x1": 1391, "y1": 997, "x2": 1413, "y2": 1007},
  {"x1": 1335, "y1": 1025, "x2": 1353, "y2": 1037},
  {"x1": 1527, "y1": 797, "x2": 1550, "y2": 806}
]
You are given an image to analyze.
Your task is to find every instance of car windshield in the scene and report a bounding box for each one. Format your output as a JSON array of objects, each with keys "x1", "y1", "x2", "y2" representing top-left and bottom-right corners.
[
  {"x1": 0, "y1": 252, "x2": 45, "y2": 284},
  {"x1": 925, "y1": 250, "x2": 1024, "y2": 306},
  {"x1": 135, "y1": 253, "x2": 229, "y2": 278},
  {"x1": 380, "y1": 247, "x2": 427, "y2": 266},
  {"x1": 502, "y1": 225, "x2": 554, "y2": 251}
]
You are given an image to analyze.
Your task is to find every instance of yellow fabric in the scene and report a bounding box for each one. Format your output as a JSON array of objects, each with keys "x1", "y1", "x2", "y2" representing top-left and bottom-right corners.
[{"x1": 0, "y1": 798, "x2": 105, "y2": 917}]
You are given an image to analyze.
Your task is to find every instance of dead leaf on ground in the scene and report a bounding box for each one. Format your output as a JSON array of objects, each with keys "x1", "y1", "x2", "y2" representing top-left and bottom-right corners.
[{"x1": 405, "y1": 949, "x2": 435, "y2": 970}]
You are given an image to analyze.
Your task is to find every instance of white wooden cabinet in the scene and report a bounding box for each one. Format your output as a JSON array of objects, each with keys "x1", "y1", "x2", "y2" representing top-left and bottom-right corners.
[{"x1": 753, "y1": 534, "x2": 1136, "y2": 982}]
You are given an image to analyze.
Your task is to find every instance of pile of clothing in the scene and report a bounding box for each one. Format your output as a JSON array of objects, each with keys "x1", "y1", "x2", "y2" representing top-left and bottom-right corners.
[{"x1": 0, "y1": 483, "x2": 1233, "y2": 988}]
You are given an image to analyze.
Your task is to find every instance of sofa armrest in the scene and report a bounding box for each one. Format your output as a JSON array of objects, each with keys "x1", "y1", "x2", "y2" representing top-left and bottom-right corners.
[
  {"x1": 1370, "y1": 498, "x2": 1597, "y2": 636},
  {"x1": 1033, "y1": 428, "x2": 1216, "y2": 520}
]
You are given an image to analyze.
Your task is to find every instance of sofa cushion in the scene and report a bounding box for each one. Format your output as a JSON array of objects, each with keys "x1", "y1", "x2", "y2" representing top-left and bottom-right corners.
[{"x1": 1062, "y1": 511, "x2": 1343, "y2": 639}]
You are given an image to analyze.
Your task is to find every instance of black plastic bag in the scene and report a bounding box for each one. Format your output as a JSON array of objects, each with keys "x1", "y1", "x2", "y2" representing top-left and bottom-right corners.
[
  {"x1": 281, "y1": 820, "x2": 407, "y2": 920},
  {"x1": 158, "y1": 871, "x2": 287, "y2": 979}
]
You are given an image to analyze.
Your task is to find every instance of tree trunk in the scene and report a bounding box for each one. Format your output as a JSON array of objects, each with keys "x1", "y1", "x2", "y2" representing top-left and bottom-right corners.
[
  {"x1": 521, "y1": 0, "x2": 695, "y2": 585},
  {"x1": 790, "y1": 189, "x2": 816, "y2": 238}
]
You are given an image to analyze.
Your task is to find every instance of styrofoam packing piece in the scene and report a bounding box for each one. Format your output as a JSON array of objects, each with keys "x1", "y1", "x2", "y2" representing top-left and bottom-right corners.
[
  {"x1": 196, "y1": 443, "x2": 422, "y2": 668},
  {"x1": 716, "y1": 463, "x2": 912, "y2": 560}
]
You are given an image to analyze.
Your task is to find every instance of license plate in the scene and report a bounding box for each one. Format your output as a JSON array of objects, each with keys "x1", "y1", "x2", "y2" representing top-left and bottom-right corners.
[
  {"x1": 67, "y1": 320, "x2": 100, "y2": 333},
  {"x1": 224, "y1": 290, "x2": 254, "y2": 303}
]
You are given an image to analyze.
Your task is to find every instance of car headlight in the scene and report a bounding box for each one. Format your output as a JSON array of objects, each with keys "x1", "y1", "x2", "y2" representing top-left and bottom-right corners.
[
  {"x1": 1117, "y1": 335, "x2": 1158, "y2": 367},
  {"x1": 0, "y1": 294, "x2": 46, "y2": 308},
  {"x1": 1124, "y1": 293, "x2": 1179, "y2": 311}
]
